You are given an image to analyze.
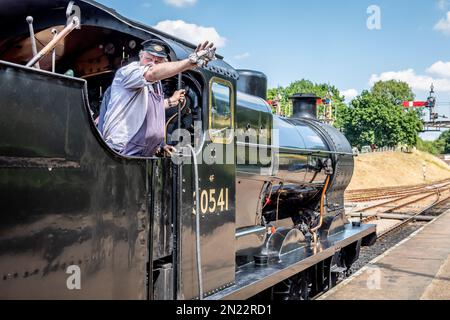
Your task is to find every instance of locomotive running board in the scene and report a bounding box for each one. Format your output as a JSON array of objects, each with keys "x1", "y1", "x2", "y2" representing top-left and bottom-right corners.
[{"x1": 206, "y1": 223, "x2": 376, "y2": 300}]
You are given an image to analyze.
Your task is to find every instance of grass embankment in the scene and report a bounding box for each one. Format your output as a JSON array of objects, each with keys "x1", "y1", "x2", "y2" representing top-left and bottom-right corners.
[{"x1": 347, "y1": 150, "x2": 450, "y2": 191}]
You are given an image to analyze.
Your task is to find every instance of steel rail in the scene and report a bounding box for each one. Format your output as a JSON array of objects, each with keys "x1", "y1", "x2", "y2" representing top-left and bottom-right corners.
[{"x1": 377, "y1": 194, "x2": 450, "y2": 239}]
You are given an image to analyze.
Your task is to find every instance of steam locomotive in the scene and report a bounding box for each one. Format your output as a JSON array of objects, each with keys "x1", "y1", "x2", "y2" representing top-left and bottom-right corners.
[{"x1": 0, "y1": 0, "x2": 376, "y2": 300}]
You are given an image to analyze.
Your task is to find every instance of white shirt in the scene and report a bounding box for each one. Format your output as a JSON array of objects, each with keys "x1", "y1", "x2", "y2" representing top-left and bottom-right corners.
[{"x1": 102, "y1": 61, "x2": 155, "y2": 151}]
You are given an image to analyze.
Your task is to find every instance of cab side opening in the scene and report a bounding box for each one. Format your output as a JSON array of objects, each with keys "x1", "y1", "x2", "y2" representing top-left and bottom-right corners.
[{"x1": 0, "y1": 25, "x2": 204, "y2": 152}]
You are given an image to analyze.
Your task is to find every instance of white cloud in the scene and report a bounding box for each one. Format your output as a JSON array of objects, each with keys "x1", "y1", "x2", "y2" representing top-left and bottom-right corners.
[
  {"x1": 426, "y1": 61, "x2": 450, "y2": 78},
  {"x1": 234, "y1": 52, "x2": 250, "y2": 60},
  {"x1": 164, "y1": 0, "x2": 197, "y2": 7},
  {"x1": 369, "y1": 68, "x2": 450, "y2": 92},
  {"x1": 341, "y1": 89, "x2": 358, "y2": 101},
  {"x1": 141, "y1": 2, "x2": 152, "y2": 8},
  {"x1": 434, "y1": 11, "x2": 450, "y2": 35},
  {"x1": 153, "y1": 20, "x2": 226, "y2": 48}
]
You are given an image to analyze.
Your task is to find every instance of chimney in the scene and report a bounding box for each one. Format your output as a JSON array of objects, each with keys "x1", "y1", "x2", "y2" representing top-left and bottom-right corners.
[{"x1": 289, "y1": 93, "x2": 318, "y2": 119}]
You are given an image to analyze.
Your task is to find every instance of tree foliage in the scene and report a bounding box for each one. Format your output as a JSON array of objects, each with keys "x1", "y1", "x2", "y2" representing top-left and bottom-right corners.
[
  {"x1": 340, "y1": 89, "x2": 422, "y2": 148},
  {"x1": 417, "y1": 130, "x2": 450, "y2": 155},
  {"x1": 340, "y1": 81, "x2": 422, "y2": 148},
  {"x1": 438, "y1": 130, "x2": 450, "y2": 154},
  {"x1": 371, "y1": 80, "x2": 415, "y2": 104}
]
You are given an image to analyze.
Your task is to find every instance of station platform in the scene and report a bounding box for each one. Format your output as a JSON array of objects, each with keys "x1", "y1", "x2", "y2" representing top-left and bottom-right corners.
[{"x1": 320, "y1": 209, "x2": 450, "y2": 300}]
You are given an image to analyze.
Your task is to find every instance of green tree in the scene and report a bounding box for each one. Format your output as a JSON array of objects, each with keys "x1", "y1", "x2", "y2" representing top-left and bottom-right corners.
[
  {"x1": 438, "y1": 130, "x2": 450, "y2": 154},
  {"x1": 268, "y1": 87, "x2": 290, "y2": 116},
  {"x1": 401, "y1": 109, "x2": 424, "y2": 146},
  {"x1": 341, "y1": 82, "x2": 423, "y2": 148},
  {"x1": 420, "y1": 130, "x2": 450, "y2": 155},
  {"x1": 417, "y1": 138, "x2": 445, "y2": 155},
  {"x1": 372, "y1": 80, "x2": 415, "y2": 104}
]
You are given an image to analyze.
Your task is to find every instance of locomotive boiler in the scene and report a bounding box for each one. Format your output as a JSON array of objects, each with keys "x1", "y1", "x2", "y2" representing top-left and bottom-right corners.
[{"x1": 0, "y1": 0, "x2": 376, "y2": 300}]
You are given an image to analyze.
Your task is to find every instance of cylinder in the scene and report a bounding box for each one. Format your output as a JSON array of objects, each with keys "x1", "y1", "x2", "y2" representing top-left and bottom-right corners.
[
  {"x1": 290, "y1": 93, "x2": 318, "y2": 119},
  {"x1": 237, "y1": 70, "x2": 267, "y2": 100}
]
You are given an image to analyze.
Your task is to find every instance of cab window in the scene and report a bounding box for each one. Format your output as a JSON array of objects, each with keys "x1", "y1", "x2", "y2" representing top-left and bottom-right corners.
[{"x1": 209, "y1": 78, "x2": 234, "y2": 144}]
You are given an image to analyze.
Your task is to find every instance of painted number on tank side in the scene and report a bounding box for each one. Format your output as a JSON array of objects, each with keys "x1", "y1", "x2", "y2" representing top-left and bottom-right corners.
[{"x1": 197, "y1": 188, "x2": 229, "y2": 214}]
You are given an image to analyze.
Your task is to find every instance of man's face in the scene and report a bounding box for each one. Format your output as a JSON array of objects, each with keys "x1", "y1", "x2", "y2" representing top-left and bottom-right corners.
[{"x1": 140, "y1": 52, "x2": 165, "y2": 65}]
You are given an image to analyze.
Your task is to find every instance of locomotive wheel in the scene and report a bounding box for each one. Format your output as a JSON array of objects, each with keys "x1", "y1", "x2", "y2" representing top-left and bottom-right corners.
[{"x1": 271, "y1": 272, "x2": 310, "y2": 300}]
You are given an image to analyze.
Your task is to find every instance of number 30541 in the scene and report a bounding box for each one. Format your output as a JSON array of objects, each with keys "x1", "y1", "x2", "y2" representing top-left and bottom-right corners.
[{"x1": 194, "y1": 188, "x2": 229, "y2": 214}]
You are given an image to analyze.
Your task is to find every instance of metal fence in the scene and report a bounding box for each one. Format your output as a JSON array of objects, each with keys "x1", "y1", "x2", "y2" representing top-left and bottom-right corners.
[{"x1": 354, "y1": 146, "x2": 413, "y2": 155}]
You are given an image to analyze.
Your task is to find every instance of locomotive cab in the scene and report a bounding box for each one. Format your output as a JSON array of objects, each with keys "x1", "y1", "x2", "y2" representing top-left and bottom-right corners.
[{"x1": 0, "y1": 24, "x2": 205, "y2": 151}]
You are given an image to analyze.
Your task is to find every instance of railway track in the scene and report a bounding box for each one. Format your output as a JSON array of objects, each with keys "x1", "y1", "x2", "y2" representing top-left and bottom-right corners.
[
  {"x1": 345, "y1": 179, "x2": 450, "y2": 238},
  {"x1": 346, "y1": 178, "x2": 450, "y2": 195},
  {"x1": 345, "y1": 178, "x2": 450, "y2": 203},
  {"x1": 376, "y1": 194, "x2": 450, "y2": 238}
]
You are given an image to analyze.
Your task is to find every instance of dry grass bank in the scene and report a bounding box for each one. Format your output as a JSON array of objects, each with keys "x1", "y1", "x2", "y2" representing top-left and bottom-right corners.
[{"x1": 347, "y1": 150, "x2": 450, "y2": 191}]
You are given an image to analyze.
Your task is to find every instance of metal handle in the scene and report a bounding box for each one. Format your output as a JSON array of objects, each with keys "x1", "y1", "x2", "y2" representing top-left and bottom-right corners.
[
  {"x1": 51, "y1": 28, "x2": 58, "y2": 73},
  {"x1": 26, "y1": 16, "x2": 40, "y2": 69},
  {"x1": 26, "y1": 17, "x2": 80, "y2": 69}
]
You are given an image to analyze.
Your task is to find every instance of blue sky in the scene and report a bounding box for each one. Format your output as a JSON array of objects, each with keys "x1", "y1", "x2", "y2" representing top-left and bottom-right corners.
[{"x1": 96, "y1": 0, "x2": 450, "y2": 140}]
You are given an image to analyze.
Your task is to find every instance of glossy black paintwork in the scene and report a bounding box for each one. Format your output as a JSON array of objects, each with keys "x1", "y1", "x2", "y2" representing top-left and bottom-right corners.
[
  {"x1": 179, "y1": 161, "x2": 236, "y2": 300},
  {"x1": 0, "y1": 62, "x2": 152, "y2": 299},
  {"x1": 176, "y1": 68, "x2": 238, "y2": 300}
]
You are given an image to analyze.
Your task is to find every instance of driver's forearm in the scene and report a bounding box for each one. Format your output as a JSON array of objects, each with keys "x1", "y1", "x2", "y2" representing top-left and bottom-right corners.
[{"x1": 144, "y1": 59, "x2": 193, "y2": 83}]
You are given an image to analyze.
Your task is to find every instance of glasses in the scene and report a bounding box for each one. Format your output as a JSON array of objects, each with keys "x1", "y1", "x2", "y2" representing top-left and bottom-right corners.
[{"x1": 142, "y1": 54, "x2": 165, "y2": 64}]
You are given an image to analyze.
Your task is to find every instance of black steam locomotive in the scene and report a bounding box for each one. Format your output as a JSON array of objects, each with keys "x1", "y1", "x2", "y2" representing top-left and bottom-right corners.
[{"x1": 0, "y1": 0, "x2": 376, "y2": 300}]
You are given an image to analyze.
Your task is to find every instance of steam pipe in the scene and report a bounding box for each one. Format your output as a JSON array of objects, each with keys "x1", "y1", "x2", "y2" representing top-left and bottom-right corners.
[
  {"x1": 177, "y1": 73, "x2": 182, "y2": 131},
  {"x1": 26, "y1": 17, "x2": 80, "y2": 68},
  {"x1": 310, "y1": 175, "x2": 331, "y2": 243}
]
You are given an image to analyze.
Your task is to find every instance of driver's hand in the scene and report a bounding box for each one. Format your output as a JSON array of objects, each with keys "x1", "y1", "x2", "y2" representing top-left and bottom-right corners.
[
  {"x1": 163, "y1": 145, "x2": 177, "y2": 157},
  {"x1": 171, "y1": 89, "x2": 186, "y2": 104},
  {"x1": 188, "y1": 41, "x2": 216, "y2": 68},
  {"x1": 195, "y1": 41, "x2": 215, "y2": 53}
]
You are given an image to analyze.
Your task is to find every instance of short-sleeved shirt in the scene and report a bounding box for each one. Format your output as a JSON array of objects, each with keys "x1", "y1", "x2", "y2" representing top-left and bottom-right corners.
[
  {"x1": 123, "y1": 81, "x2": 165, "y2": 156},
  {"x1": 102, "y1": 61, "x2": 166, "y2": 156}
]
